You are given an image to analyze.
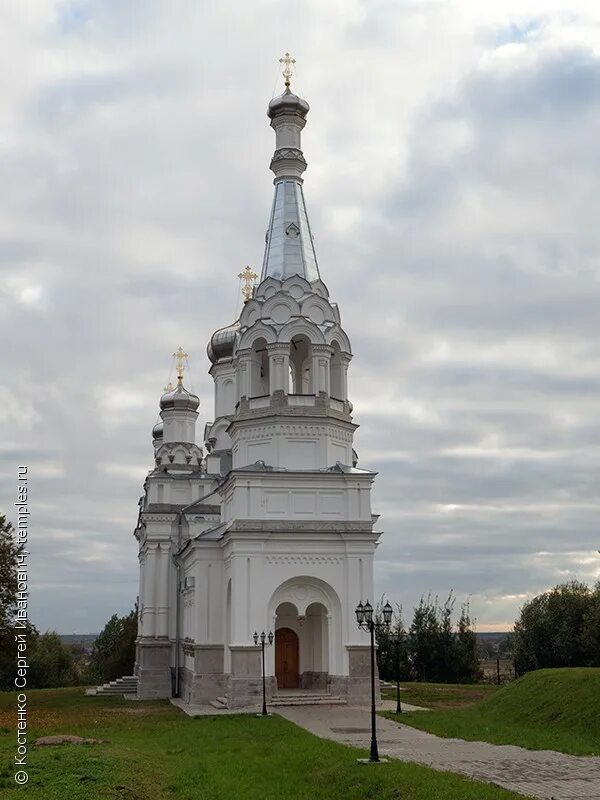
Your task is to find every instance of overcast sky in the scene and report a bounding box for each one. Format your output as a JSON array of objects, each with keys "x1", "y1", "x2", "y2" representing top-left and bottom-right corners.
[{"x1": 2, "y1": 1, "x2": 600, "y2": 633}]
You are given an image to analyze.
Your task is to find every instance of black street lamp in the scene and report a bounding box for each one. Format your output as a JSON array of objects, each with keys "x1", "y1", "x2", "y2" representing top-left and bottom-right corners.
[
  {"x1": 355, "y1": 599, "x2": 393, "y2": 762},
  {"x1": 253, "y1": 630, "x2": 274, "y2": 716}
]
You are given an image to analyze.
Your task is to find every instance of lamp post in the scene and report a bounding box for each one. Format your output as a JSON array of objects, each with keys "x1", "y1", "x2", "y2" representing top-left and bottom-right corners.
[
  {"x1": 253, "y1": 630, "x2": 274, "y2": 716},
  {"x1": 355, "y1": 599, "x2": 393, "y2": 763}
]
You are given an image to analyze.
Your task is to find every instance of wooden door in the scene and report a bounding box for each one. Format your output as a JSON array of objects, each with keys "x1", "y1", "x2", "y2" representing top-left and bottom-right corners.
[{"x1": 275, "y1": 627, "x2": 299, "y2": 689}]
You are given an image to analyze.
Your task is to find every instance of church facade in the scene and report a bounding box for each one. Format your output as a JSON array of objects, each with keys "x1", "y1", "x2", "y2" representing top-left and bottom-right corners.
[{"x1": 134, "y1": 72, "x2": 382, "y2": 708}]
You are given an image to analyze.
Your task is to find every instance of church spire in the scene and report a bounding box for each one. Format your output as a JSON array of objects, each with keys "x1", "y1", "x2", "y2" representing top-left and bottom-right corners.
[{"x1": 260, "y1": 54, "x2": 320, "y2": 283}]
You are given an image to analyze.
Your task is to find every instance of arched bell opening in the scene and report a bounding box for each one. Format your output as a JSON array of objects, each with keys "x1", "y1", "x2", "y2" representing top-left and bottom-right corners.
[
  {"x1": 250, "y1": 337, "x2": 270, "y2": 397},
  {"x1": 289, "y1": 334, "x2": 312, "y2": 394}
]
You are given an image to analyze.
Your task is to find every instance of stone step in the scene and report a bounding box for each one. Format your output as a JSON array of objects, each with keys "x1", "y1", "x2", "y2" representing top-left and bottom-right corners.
[
  {"x1": 216, "y1": 696, "x2": 228, "y2": 705},
  {"x1": 209, "y1": 698, "x2": 228, "y2": 709},
  {"x1": 92, "y1": 675, "x2": 139, "y2": 697},
  {"x1": 101, "y1": 685, "x2": 137, "y2": 692},
  {"x1": 271, "y1": 695, "x2": 346, "y2": 707}
]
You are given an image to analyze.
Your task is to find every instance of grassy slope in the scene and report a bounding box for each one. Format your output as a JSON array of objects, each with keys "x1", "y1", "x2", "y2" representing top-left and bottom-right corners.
[
  {"x1": 0, "y1": 688, "x2": 532, "y2": 800},
  {"x1": 383, "y1": 668, "x2": 600, "y2": 756},
  {"x1": 382, "y1": 682, "x2": 498, "y2": 710}
]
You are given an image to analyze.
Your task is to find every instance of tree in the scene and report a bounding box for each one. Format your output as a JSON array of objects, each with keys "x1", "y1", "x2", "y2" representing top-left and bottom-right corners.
[
  {"x1": 375, "y1": 600, "x2": 411, "y2": 682},
  {"x1": 0, "y1": 514, "x2": 38, "y2": 690},
  {"x1": 27, "y1": 632, "x2": 79, "y2": 688},
  {"x1": 453, "y1": 602, "x2": 480, "y2": 683},
  {"x1": 409, "y1": 594, "x2": 444, "y2": 682},
  {"x1": 513, "y1": 580, "x2": 598, "y2": 673},
  {"x1": 400, "y1": 592, "x2": 480, "y2": 684},
  {"x1": 87, "y1": 607, "x2": 138, "y2": 684},
  {"x1": 0, "y1": 514, "x2": 21, "y2": 631},
  {"x1": 580, "y1": 582, "x2": 600, "y2": 667}
]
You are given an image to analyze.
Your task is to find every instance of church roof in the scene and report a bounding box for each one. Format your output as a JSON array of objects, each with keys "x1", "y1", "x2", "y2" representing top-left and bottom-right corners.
[
  {"x1": 261, "y1": 179, "x2": 319, "y2": 282},
  {"x1": 260, "y1": 87, "x2": 320, "y2": 284}
]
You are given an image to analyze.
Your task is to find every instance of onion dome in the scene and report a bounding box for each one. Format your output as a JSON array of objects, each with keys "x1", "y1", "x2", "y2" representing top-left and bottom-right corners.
[
  {"x1": 152, "y1": 421, "x2": 163, "y2": 442},
  {"x1": 160, "y1": 380, "x2": 200, "y2": 412},
  {"x1": 207, "y1": 321, "x2": 240, "y2": 365},
  {"x1": 268, "y1": 88, "x2": 309, "y2": 120}
]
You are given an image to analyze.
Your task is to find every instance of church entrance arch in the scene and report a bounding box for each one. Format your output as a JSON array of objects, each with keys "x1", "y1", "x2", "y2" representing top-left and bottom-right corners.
[
  {"x1": 269, "y1": 577, "x2": 342, "y2": 690},
  {"x1": 275, "y1": 627, "x2": 299, "y2": 689}
]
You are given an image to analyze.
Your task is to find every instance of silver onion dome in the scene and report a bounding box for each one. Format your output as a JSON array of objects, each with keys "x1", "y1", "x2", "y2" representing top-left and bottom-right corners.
[
  {"x1": 268, "y1": 88, "x2": 309, "y2": 119},
  {"x1": 159, "y1": 381, "x2": 200, "y2": 412},
  {"x1": 207, "y1": 321, "x2": 240, "y2": 365},
  {"x1": 152, "y1": 421, "x2": 163, "y2": 441}
]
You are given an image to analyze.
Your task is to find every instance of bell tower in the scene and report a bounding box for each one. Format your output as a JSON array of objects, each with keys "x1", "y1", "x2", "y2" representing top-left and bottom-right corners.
[{"x1": 204, "y1": 56, "x2": 380, "y2": 708}]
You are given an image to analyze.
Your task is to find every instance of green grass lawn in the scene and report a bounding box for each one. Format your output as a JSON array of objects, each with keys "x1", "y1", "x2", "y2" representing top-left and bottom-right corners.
[
  {"x1": 382, "y1": 681, "x2": 498, "y2": 710},
  {"x1": 0, "y1": 687, "x2": 532, "y2": 800},
  {"x1": 382, "y1": 668, "x2": 600, "y2": 756}
]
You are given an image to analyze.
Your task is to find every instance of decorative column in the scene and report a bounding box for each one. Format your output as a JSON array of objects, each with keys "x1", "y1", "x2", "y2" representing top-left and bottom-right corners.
[
  {"x1": 312, "y1": 345, "x2": 331, "y2": 395},
  {"x1": 267, "y1": 343, "x2": 290, "y2": 395},
  {"x1": 325, "y1": 613, "x2": 332, "y2": 676},
  {"x1": 236, "y1": 349, "x2": 252, "y2": 400},
  {"x1": 340, "y1": 353, "x2": 352, "y2": 402},
  {"x1": 137, "y1": 552, "x2": 146, "y2": 637},
  {"x1": 141, "y1": 543, "x2": 157, "y2": 638},
  {"x1": 156, "y1": 543, "x2": 170, "y2": 638}
]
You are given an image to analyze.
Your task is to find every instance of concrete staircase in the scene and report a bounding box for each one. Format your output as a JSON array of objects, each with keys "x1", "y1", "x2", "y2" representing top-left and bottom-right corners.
[
  {"x1": 85, "y1": 675, "x2": 138, "y2": 698},
  {"x1": 208, "y1": 690, "x2": 347, "y2": 709}
]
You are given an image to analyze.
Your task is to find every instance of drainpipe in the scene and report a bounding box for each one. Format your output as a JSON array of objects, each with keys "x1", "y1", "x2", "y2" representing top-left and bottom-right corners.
[{"x1": 174, "y1": 511, "x2": 183, "y2": 697}]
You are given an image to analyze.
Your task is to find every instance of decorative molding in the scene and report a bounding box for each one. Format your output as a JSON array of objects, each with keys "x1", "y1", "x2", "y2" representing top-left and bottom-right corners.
[
  {"x1": 266, "y1": 555, "x2": 343, "y2": 566},
  {"x1": 235, "y1": 422, "x2": 353, "y2": 442},
  {"x1": 271, "y1": 147, "x2": 306, "y2": 165}
]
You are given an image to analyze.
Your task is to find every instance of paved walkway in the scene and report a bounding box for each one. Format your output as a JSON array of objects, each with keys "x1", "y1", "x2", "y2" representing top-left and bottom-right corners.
[{"x1": 276, "y1": 703, "x2": 600, "y2": 800}]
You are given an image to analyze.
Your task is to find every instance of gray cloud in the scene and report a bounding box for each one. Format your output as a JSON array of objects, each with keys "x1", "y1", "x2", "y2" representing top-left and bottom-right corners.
[{"x1": 1, "y1": 2, "x2": 600, "y2": 633}]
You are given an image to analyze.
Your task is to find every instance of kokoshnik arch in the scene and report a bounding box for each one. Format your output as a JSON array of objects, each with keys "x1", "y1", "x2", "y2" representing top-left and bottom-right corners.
[{"x1": 131, "y1": 58, "x2": 383, "y2": 708}]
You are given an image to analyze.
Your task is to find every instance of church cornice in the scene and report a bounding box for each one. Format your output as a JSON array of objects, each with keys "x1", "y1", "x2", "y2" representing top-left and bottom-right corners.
[
  {"x1": 221, "y1": 519, "x2": 377, "y2": 535},
  {"x1": 140, "y1": 512, "x2": 178, "y2": 523},
  {"x1": 228, "y1": 401, "x2": 356, "y2": 429}
]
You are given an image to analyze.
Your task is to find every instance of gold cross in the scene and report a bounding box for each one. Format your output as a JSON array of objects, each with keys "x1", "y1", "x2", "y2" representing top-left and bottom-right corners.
[
  {"x1": 279, "y1": 52, "x2": 296, "y2": 88},
  {"x1": 172, "y1": 347, "x2": 188, "y2": 383},
  {"x1": 238, "y1": 265, "x2": 257, "y2": 303}
]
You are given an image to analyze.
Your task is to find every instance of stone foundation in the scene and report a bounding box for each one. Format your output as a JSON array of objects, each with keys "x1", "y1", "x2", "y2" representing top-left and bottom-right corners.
[
  {"x1": 346, "y1": 645, "x2": 378, "y2": 705},
  {"x1": 225, "y1": 645, "x2": 275, "y2": 709},
  {"x1": 300, "y1": 670, "x2": 328, "y2": 690},
  {"x1": 136, "y1": 638, "x2": 172, "y2": 699},
  {"x1": 177, "y1": 644, "x2": 225, "y2": 704}
]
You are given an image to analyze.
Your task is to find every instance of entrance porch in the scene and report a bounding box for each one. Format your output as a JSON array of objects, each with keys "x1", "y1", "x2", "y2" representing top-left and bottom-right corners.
[{"x1": 274, "y1": 601, "x2": 329, "y2": 691}]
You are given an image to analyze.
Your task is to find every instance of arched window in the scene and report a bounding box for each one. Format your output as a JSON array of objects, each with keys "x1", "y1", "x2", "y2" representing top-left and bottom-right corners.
[
  {"x1": 250, "y1": 337, "x2": 270, "y2": 397},
  {"x1": 330, "y1": 341, "x2": 343, "y2": 400},
  {"x1": 289, "y1": 335, "x2": 312, "y2": 394}
]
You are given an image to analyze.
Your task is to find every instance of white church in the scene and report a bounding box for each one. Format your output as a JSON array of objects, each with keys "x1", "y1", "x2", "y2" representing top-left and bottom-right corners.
[{"x1": 132, "y1": 61, "x2": 382, "y2": 708}]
